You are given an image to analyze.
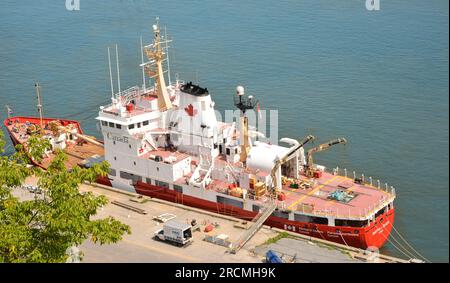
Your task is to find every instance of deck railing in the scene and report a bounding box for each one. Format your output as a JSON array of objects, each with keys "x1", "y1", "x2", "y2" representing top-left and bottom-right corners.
[
  {"x1": 100, "y1": 83, "x2": 182, "y2": 118},
  {"x1": 278, "y1": 167, "x2": 396, "y2": 220}
]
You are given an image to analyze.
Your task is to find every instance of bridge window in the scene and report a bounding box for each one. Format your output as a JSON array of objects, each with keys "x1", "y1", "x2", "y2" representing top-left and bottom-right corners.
[
  {"x1": 128, "y1": 124, "x2": 135, "y2": 129},
  {"x1": 101, "y1": 121, "x2": 107, "y2": 126},
  {"x1": 143, "y1": 120, "x2": 149, "y2": 126},
  {"x1": 335, "y1": 219, "x2": 368, "y2": 228},
  {"x1": 146, "y1": 178, "x2": 152, "y2": 184},
  {"x1": 294, "y1": 213, "x2": 328, "y2": 225},
  {"x1": 116, "y1": 124, "x2": 122, "y2": 129},
  {"x1": 108, "y1": 122, "x2": 114, "y2": 128}
]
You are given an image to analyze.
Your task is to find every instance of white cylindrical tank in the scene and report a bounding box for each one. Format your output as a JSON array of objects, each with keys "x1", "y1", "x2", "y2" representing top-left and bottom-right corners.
[{"x1": 246, "y1": 143, "x2": 290, "y2": 172}]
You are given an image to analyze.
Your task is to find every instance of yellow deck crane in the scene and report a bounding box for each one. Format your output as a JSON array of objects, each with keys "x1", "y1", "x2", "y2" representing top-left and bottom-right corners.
[
  {"x1": 305, "y1": 138, "x2": 347, "y2": 178},
  {"x1": 269, "y1": 135, "x2": 315, "y2": 194}
]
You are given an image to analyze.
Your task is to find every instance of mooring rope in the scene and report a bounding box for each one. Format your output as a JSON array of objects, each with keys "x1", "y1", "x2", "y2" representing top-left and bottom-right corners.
[
  {"x1": 378, "y1": 231, "x2": 414, "y2": 260},
  {"x1": 391, "y1": 225, "x2": 431, "y2": 263}
]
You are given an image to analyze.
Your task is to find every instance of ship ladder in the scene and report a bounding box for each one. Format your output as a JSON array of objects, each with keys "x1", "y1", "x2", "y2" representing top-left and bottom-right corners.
[{"x1": 229, "y1": 200, "x2": 278, "y2": 254}]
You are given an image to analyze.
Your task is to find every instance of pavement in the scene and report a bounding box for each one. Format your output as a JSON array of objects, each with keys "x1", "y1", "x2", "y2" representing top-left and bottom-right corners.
[{"x1": 253, "y1": 238, "x2": 362, "y2": 263}]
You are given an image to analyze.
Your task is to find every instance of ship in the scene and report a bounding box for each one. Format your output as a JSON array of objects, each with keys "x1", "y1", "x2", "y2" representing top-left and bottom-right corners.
[
  {"x1": 3, "y1": 19, "x2": 395, "y2": 250},
  {"x1": 3, "y1": 84, "x2": 111, "y2": 187}
]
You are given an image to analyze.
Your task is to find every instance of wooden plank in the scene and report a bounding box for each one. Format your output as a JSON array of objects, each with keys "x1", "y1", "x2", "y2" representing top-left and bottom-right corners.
[{"x1": 111, "y1": 200, "x2": 147, "y2": 214}]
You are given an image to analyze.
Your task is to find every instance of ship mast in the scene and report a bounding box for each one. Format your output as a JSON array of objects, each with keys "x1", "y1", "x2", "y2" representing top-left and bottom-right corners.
[
  {"x1": 234, "y1": 86, "x2": 257, "y2": 167},
  {"x1": 5, "y1": 105, "x2": 12, "y2": 119},
  {"x1": 143, "y1": 18, "x2": 172, "y2": 112},
  {"x1": 35, "y1": 82, "x2": 44, "y2": 129}
]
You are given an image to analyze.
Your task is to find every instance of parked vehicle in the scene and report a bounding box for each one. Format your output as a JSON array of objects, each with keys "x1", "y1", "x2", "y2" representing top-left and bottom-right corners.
[
  {"x1": 265, "y1": 250, "x2": 283, "y2": 263},
  {"x1": 154, "y1": 220, "x2": 193, "y2": 247}
]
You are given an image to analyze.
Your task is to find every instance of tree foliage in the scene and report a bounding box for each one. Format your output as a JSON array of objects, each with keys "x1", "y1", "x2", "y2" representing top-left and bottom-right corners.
[{"x1": 0, "y1": 131, "x2": 131, "y2": 262}]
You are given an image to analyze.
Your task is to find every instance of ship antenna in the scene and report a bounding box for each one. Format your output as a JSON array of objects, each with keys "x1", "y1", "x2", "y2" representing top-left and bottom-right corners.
[
  {"x1": 115, "y1": 44, "x2": 121, "y2": 95},
  {"x1": 34, "y1": 82, "x2": 44, "y2": 130},
  {"x1": 140, "y1": 35, "x2": 146, "y2": 92},
  {"x1": 164, "y1": 25, "x2": 171, "y2": 86},
  {"x1": 107, "y1": 47, "x2": 115, "y2": 100}
]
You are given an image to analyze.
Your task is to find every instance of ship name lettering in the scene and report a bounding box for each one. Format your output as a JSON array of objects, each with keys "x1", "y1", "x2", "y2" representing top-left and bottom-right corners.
[{"x1": 107, "y1": 133, "x2": 129, "y2": 143}]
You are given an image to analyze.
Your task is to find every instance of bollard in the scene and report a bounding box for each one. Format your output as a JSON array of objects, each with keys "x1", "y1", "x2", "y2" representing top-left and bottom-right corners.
[
  {"x1": 385, "y1": 183, "x2": 388, "y2": 191},
  {"x1": 377, "y1": 180, "x2": 380, "y2": 189},
  {"x1": 344, "y1": 168, "x2": 347, "y2": 178},
  {"x1": 361, "y1": 174, "x2": 365, "y2": 183},
  {"x1": 353, "y1": 171, "x2": 356, "y2": 179},
  {"x1": 369, "y1": 177, "x2": 372, "y2": 186}
]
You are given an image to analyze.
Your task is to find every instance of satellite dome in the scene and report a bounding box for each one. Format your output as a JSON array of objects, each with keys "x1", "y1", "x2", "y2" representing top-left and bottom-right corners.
[{"x1": 236, "y1": 85, "x2": 245, "y2": 96}]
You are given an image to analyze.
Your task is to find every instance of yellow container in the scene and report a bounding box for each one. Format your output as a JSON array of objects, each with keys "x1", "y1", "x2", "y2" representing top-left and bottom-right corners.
[
  {"x1": 230, "y1": 187, "x2": 243, "y2": 198},
  {"x1": 254, "y1": 182, "x2": 265, "y2": 190}
]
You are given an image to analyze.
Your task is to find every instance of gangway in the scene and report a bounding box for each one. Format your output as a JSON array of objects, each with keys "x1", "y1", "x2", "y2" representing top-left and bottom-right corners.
[{"x1": 229, "y1": 199, "x2": 277, "y2": 254}]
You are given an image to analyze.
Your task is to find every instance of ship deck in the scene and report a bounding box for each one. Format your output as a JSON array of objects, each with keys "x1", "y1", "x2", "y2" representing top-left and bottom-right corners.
[
  {"x1": 4, "y1": 117, "x2": 104, "y2": 170},
  {"x1": 140, "y1": 148, "x2": 190, "y2": 164},
  {"x1": 169, "y1": 147, "x2": 394, "y2": 220},
  {"x1": 279, "y1": 171, "x2": 394, "y2": 219}
]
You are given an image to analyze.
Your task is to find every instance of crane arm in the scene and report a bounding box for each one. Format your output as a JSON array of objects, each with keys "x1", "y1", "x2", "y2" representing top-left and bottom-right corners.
[
  {"x1": 57, "y1": 126, "x2": 104, "y2": 148},
  {"x1": 278, "y1": 134, "x2": 315, "y2": 165},
  {"x1": 269, "y1": 134, "x2": 315, "y2": 191},
  {"x1": 305, "y1": 138, "x2": 347, "y2": 176}
]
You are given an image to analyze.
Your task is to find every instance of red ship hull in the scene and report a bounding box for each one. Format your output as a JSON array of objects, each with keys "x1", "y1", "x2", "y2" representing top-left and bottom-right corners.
[{"x1": 135, "y1": 181, "x2": 394, "y2": 249}]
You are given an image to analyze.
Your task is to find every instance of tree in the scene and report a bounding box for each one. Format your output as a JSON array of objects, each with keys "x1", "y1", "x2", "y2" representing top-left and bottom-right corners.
[{"x1": 0, "y1": 131, "x2": 131, "y2": 262}]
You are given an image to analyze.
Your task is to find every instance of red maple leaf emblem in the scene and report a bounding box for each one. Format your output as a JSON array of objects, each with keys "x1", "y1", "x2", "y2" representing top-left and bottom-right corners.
[{"x1": 184, "y1": 104, "x2": 197, "y2": 117}]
